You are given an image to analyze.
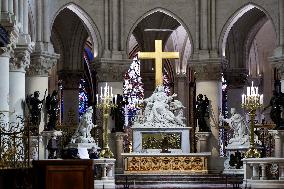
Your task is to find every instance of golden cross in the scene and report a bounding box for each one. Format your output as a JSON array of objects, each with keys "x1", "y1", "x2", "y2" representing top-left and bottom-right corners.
[{"x1": 138, "y1": 40, "x2": 179, "y2": 86}]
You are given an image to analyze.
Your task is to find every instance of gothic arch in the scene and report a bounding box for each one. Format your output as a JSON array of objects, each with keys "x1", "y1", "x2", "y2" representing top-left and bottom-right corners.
[
  {"x1": 50, "y1": 3, "x2": 102, "y2": 58},
  {"x1": 126, "y1": 7, "x2": 194, "y2": 57},
  {"x1": 218, "y1": 3, "x2": 277, "y2": 58}
]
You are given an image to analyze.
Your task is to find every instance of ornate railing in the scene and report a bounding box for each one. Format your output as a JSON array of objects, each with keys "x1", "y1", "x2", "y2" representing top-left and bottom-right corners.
[
  {"x1": 243, "y1": 158, "x2": 284, "y2": 188},
  {"x1": 0, "y1": 115, "x2": 38, "y2": 169}
]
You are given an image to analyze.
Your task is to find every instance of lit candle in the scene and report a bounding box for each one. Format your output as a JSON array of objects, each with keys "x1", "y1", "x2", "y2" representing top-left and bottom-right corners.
[{"x1": 247, "y1": 87, "x2": 250, "y2": 96}]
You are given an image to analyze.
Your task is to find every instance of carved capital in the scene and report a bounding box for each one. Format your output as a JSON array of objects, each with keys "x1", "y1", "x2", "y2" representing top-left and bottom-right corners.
[
  {"x1": 189, "y1": 58, "x2": 227, "y2": 81},
  {"x1": 10, "y1": 43, "x2": 33, "y2": 72},
  {"x1": 27, "y1": 51, "x2": 60, "y2": 76},
  {"x1": 92, "y1": 58, "x2": 132, "y2": 82},
  {"x1": 224, "y1": 68, "x2": 248, "y2": 89},
  {"x1": 58, "y1": 71, "x2": 83, "y2": 90}
]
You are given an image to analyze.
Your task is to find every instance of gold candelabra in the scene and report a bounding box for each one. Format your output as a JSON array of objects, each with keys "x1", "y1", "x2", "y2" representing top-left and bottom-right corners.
[
  {"x1": 96, "y1": 83, "x2": 117, "y2": 158},
  {"x1": 241, "y1": 81, "x2": 263, "y2": 158}
]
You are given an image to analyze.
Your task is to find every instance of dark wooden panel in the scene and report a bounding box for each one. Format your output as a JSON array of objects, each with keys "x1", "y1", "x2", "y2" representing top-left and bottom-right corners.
[{"x1": 33, "y1": 160, "x2": 94, "y2": 189}]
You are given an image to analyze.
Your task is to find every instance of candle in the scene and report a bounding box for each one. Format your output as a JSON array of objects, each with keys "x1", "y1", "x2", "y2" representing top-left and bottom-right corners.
[
  {"x1": 114, "y1": 95, "x2": 117, "y2": 104},
  {"x1": 255, "y1": 87, "x2": 258, "y2": 95},
  {"x1": 101, "y1": 87, "x2": 103, "y2": 96},
  {"x1": 96, "y1": 94, "x2": 99, "y2": 103},
  {"x1": 247, "y1": 87, "x2": 250, "y2": 96},
  {"x1": 242, "y1": 94, "x2": 244, "y2": 104},
  {"x1": 260, "y1": 94, "x2": 263, "y2": 105},
  {"x1": 110, "y1": 87, "x2": 113, "y2": 96}
]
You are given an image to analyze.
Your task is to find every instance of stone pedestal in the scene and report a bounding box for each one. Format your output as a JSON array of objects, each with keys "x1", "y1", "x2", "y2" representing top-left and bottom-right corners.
[
  {"x1": 29, "y1": 135, "x2": 42, "y2": 160},
  {"x1": 196, "y1": 132, "x2": 211, "y2": 152},
  {"x1": 115, "y1": 132, "x2": 127, "y2": 173},
  {"x1": 269, "y1": 130, "x2": 284, "y2": 157},
  {"x1": 40, "y1": 130, "x2": 62, "y2": 159},
  {"x1": 94, "y1": 158, "x2": 116, "y2": 189},
  {"x1": 67, "y1": 143, "x2": 99, "y2": 159}
]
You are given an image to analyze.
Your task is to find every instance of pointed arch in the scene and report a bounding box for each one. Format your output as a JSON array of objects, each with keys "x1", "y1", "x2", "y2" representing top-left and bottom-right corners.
[
  {"x1": 51, "y1": 3, "x2": 102, "y2": 58},
  {"x1": 126, "y1": 7, "x2": 194, "y2": 57},
  {"x1": 218, "y1": 3, "x2": 277, "y2": 57}
]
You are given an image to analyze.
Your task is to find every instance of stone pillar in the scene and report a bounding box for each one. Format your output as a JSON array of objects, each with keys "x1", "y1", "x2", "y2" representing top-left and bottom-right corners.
[
  {"x1": 268, "y1": 130, "x2": 284, "y2": 158},
  {"x1": 225, "y1": 68, "x2": 248, "y2": 114},
  {"x1": 9, "y1": 43, "x2": 33, "y2": 125},
  {"x1": 270, "y1": 60, "x2": 284, "y2": 93},
  {"x1": 26, "y1": 52, "x2": 59, "y2": 132},
  {"x1": 115, "y1": 132, "x2": 127, "y2": 173},
  {"x1": 0, "y1": 48, "x2": 12, "y2": 124},
  {"x1": 18, "y1": 0, "x2": 23, "y2": 33},
  {"x1": 22, "y1": 0, "x2": 28, "y2": 34},
  {"x1": 59, "y1": 71, "x2": 82, "y2": 125},
  {"x1": 190, "y1": 58, "x2": 227, "y2": 172},
  {"x1": 92, "y1": 58, "x2": 131, "y2": 150},
  {"x1": 1, "y1": 0, "x2": 9, "y2": 13},
  {"x1": 195, "y1": 132, "x2": 211, "y2": 152},
  {"x1": 174, "y1": 73, "x2": 188, "y2": 122}
]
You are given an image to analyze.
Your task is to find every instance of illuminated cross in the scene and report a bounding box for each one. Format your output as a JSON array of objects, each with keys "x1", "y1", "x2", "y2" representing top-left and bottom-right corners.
[{"x1": 138, "y1": 40, "x2": 179, "y2": 87}]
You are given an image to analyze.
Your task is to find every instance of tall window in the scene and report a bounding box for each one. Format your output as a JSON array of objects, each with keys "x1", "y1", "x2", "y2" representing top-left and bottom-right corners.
[
  {"x1": 123, "y1": 55, "x2": 144, "y2": 127},
  {"x1": 79, "y1": 79, "x2": 89, "y2": 118}
]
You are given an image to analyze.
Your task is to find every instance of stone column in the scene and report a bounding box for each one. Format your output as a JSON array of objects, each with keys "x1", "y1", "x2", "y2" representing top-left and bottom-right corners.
[
  {"x1": 18, "y1": 0, "x2": 23, "y2": 33},
  {"x1": 195, "y1": 132, "x2": 211, "y2": 152},
  {"x1": 92, "y1": 58, "x2": 131, "y2": 150},
  {"x1": 59, "y1": 71, "x2": 82, "y2": 125},
  {"x1": 2, "y1": 0, "x2": 9, "y2": 13},
  {"x1": 0, "y1": 48, "x2": 12, "y2": 125},
  {"x1": 26, "y1": 52, "x2": 59, "y2": 132},
  {"x1": 268, "y1": 130, "x2": 284, "y2": 157},
  {"x1": 174, "y1": 73, "x2": 188, "y2": 119},
  {"x1": 9, "y1": 43, "x2": 33, "y2": 125},
  {"x1": 190, "y1": 58, "x2": 227, "y2": 172},
  {"x1": 225, "y1": 68, "x2": 248, "y2": 114},
  {"x1": 115, "y1": 132, "x2": 127, "y2": 173},
  {"x1": 271, "y1": 61, "x2": 284, "y2": 93}
]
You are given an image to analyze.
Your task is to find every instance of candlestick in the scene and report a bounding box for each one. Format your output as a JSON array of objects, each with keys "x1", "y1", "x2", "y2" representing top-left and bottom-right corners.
[{"x1": 241, "y1": 82, "x2": 263, "y2": 158}]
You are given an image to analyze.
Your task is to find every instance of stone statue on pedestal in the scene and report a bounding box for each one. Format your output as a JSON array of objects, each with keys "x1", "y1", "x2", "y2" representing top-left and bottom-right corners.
[
  {"x1": 45, "y1": 90, "x2": 58, "y2": 131},
  {"x1": 71, "y1": 107, "x2": 96, "y2": 143},
  {"x1": 26, "y1": 90, "x2": 46, "y2": 134},
  {"x1": 196, "y1": 94, "x2": 210, "y2": 132},
  {"x1": 263, "y1": 90, "x2": 284, "y2": 130},
  {"x1": 219, "y1": 108, "x2": 249, "y2": 146}
]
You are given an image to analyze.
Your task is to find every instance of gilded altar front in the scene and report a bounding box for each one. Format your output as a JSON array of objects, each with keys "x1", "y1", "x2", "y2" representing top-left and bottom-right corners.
[{"x1": 122, "y1": 153, "x2": 210, "y2": 174}]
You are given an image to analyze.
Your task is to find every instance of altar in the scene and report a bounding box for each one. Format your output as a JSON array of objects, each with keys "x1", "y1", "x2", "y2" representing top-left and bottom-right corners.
[
  {"x1": 122, "y1": 152, "x2": 211, "y2": 174},
  {"x1": 132, "y1": 126, "x2": 191, "y2": 153}
]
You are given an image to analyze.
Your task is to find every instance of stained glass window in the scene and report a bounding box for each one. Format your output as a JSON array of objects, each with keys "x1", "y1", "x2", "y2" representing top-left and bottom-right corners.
[
  {"x1": 123, "y1": 55, "x2": 144, "y2": 127},
  {"x1": 79, "y1": 79, "x2": 89, "y2": 118}
]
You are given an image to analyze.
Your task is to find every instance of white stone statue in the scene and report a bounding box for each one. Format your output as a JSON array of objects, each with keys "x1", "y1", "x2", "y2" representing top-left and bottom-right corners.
[
  {"x1": 134, "y1": 86, "x2": 186, "y2": 128},
  {"x1": 71, "y1": 107, "x2": 96, "y2": 143},
  {"x1": 219, "y1": 108, "x2": 250, "y2": 146}
]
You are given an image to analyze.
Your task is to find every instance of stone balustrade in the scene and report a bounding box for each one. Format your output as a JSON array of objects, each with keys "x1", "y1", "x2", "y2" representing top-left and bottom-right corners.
[
  {"x1": 243, "y1": 158, "x2": 284, "y2": 188},
  {"x1": 93, "y1": 158, "x2": 116, "y2": 189}
]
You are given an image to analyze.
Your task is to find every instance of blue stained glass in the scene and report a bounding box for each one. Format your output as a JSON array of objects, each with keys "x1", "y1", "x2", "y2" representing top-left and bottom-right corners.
[{"x1": 79, "y1": 79, "x2": 89, "y2": 118}]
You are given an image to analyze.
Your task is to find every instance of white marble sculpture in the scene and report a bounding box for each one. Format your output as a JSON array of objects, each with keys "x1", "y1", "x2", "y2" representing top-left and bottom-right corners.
[
  {"x1": 71, "y1": 107, "x2": 96, "y2": 143},
  {"x1": 134, "y1": 86, "x2": 186, "y2": 128},
  {"x1": 219, "y1": 108, "x2": 250, "y2": 147}
]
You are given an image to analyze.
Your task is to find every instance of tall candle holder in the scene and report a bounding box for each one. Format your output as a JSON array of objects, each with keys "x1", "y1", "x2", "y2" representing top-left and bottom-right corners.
[
  {"x1": 241, "y1": 81, "x2": 263, "y2": 158},
  {"x1": 96, "y1": 83, "x2": 117, "y2": 158}
]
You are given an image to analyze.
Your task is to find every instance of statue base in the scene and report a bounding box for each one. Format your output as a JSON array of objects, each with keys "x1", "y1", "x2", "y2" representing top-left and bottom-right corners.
[{"x1": 67, "y1": 143, "x2": 99, "y2": 159}]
